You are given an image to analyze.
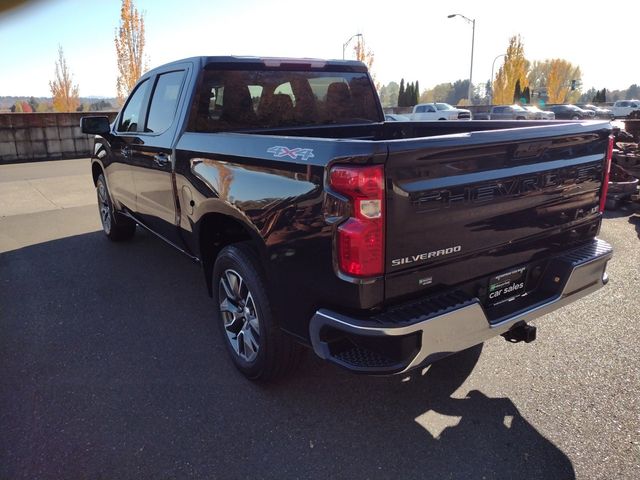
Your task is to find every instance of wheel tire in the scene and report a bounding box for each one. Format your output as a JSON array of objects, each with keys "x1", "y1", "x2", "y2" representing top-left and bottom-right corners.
[
  {"x1": 212, "y1": 243, "x2": 302, "y2": 381},
  {"x1": 571, "y1": 115, "x2": 580, "y2": 120},
  {"x1": 96, "y1": 173, "x2": 135, "y2": 241},
  {"x1": 605, "y1": 198, "x2": 620, "y2": 210}
]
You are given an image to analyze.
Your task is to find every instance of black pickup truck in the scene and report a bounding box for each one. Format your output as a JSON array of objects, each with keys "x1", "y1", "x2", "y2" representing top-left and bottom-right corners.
[{"x1": 82, "y1": 56, "x2": 614, "y2": 381}]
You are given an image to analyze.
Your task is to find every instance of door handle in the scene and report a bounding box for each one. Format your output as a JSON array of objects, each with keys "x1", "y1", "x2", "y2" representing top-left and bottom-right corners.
[{"x1": 153, "y1": 153, "x2": 170, "y2": 167}]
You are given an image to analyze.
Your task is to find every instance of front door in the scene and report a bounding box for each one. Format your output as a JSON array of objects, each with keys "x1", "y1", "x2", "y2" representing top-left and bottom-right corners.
[
  {"x1": 108, "y1": 78, "x2": 152, "y2": 211},
  {"x1": 129, "y1": 69, "x2": 188, "y2": 246}
]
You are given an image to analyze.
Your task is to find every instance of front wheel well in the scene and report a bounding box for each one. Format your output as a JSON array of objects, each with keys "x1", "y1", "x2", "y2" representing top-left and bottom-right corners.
[
  {"x1": 199, "y1": 213, "x2": 255, "y2": 296},
  {"x1": 91, "y1": 162, "x2": 103, "y2": 185}
]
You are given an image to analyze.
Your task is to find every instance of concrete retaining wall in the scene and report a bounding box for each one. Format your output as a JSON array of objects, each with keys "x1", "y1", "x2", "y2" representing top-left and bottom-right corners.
[{"x1": 0, "y1": 112, "x2": 118, "y2": 164}]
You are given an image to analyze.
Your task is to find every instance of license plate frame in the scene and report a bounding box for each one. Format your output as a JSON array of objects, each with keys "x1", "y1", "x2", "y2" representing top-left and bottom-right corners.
[{"x1": 486, "y1": 266, "x2": 528, "y2": 307}]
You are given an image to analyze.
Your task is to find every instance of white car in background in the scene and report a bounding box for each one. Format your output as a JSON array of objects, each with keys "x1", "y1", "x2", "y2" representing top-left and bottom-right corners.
[
  {"x1": 410, "y1": 103, "x2": 472, "y2": 121},
  {"x1": 611, "y1": 100, "x2": 640, "y2": 118}
]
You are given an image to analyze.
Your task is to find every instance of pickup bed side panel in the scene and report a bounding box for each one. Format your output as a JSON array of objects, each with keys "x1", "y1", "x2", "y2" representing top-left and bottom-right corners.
[{"x1": 174, "y1": 132, "x2": 386, "y2": 341}]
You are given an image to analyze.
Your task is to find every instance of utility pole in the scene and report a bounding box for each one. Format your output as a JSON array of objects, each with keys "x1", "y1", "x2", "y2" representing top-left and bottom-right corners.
[
  {"x1": 448, "y1": 14, "x2": 475, "y2": 103},
  {"x1": 342, "y1": 33, "x2": 363, "y2": 60}
]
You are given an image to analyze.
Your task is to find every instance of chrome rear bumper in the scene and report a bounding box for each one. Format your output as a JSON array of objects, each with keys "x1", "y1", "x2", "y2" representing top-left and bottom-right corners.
[{"x1": 310, "y1": 239, "x2": 612, "y2": 374}]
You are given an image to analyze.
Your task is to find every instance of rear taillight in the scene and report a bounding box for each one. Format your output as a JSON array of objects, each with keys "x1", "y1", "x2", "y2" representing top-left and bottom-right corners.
[
  {"x1": 329, "y1": 165, "x2": 384, "y2": 277},
  {"x1": 599, "y1": 135, "x2": 614, "y2": 213}
]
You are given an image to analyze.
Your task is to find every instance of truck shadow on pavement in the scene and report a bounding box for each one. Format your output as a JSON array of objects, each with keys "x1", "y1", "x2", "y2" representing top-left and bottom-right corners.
[
  {"x1": 628, "y1": 213, "x2": 640, "y2": 239},
  {"x1": 0, "y1": 230, "x2": 575, "y2": 479}
]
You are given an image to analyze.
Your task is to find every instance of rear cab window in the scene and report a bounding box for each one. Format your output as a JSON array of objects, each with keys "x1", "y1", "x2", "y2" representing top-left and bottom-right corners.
[
  {"x1": 146, "y1": 70, "x2": 186, "y2": 134},
  {"x1": 187, "y1": 65, "x2": 380, "y2": 132}
]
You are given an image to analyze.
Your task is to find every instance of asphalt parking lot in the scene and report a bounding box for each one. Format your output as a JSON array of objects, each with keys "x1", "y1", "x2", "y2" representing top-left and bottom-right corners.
[{"x1": 1, "y1": 158, "x2": 639, "y2": 479}]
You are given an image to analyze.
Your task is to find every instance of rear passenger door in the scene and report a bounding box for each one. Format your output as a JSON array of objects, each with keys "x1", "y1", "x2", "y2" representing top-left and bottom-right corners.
[
  {"x1": 128, "y1": 67, "x2": 190, "y2": 245},
  {"x1": 423, "y1": 104, "x2": 436, "y2": 119}
]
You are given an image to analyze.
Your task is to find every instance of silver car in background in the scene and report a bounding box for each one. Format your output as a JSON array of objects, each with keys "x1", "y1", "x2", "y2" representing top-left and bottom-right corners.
[
  {"x1": 523, "y1": 105, "x2": 555, "y2": 120},
  {"x1": 384, "y1": 113, "x2": 411, "y2": 122},
  {"x1": 576, "y1": 104, "x2": 614, "y2": 119},
  {"x1": 474, "y1": 104, "x2": 535, "y2": 120}
]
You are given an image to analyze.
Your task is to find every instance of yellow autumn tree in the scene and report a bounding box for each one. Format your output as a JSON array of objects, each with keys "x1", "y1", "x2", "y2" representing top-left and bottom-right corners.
[
  {"x1": 546, "y1": 59, "x2": 582, "y2": 104},
  {"x1": 354, "y1": 37, "x2": 374, "y2": 72},
  {"x1": 420, "y1": 89, "x2": 435, "y2": 103},
  {"x1": 527, "y1": 60, "x2": 548, "y2": 92},
  {"x1": 49, "y1": 46, "x2": 80, "y2": 112},
  {"x1": 492, "y1": 35, "x2": 529, "y2": 105},
  {"x1": 115, "y1": 0, "x2": 147, "y2": 104},
  {"x1": 353, "y1": 37, "x2": 377, "y2": 86}
]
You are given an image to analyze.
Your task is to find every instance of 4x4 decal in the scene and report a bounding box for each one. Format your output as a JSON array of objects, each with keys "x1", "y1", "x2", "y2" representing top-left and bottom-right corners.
[{"x1": 267, "y1": 146, "x2": 315, "y2": 161}]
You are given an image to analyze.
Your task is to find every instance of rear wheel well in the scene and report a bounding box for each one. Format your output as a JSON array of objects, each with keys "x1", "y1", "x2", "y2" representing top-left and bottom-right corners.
[
  {"x1": 91, "y1": 162, "x2": 103, "y2": 185},
  {"x1": 199, "y1": 213, "x2": 255, "y2": 296}
]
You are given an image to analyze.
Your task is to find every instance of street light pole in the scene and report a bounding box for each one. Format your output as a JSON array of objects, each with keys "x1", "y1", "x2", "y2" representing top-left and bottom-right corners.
[
  {"x1": 342, "y1": 33, "x2": 363, "y2": 60},
  {"x1": 489, "y1": 53, "x2": 507, "y2": 106},
  {"x1": 447, "y1": 13, "x2": 475, "y2": 103}
]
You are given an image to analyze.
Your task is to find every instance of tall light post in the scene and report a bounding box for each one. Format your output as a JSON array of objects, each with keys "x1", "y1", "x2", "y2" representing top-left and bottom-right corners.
[
  {"x1": 447, "y1": 13, "x2": 475, "y2": 103},
  {"x1": 489, "y1": 53, "x2": 507, "y2": 106},
  {"x1": 343, "y1": 33, "x2": 363, "y2": 60}
]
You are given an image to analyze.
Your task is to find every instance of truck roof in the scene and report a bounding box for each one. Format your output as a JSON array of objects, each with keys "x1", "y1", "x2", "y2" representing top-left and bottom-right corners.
[{"x1": 146, "y1": 56, "x2": 369, "y2": 75}]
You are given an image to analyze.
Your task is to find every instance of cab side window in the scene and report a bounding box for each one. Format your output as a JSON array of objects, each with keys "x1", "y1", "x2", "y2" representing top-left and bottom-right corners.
[
  {"x1": 145, "y1": 71, "x2": 186, "y2": 134},
  {"x1": 118, "y1": 79, "x2": 150, "y2": 133},
  {"x1": 416, "y1": 105, "x2": 435, "y2": 113}
]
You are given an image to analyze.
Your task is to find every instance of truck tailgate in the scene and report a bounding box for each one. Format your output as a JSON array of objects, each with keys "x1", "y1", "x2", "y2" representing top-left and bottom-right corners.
[{"x1": 384, "y1": 122, "x2": 612, "y2": 302}]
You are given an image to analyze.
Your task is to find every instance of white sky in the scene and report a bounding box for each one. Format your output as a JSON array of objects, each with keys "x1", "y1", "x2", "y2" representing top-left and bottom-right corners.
[{"x1": 0, "y1": 0, "x2": 638, "y2": 97}]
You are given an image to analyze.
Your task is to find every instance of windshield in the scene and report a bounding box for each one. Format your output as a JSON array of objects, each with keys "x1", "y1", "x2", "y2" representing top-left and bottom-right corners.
[
  {"x1": 188, "y1": 67, "x2": 380, "y2": 132},
  {"x1": 511, "y1": 105, "x2": 526, "y2": 111},
  {"x1": 435, "y1": 103, "x2": 453, "y2": 111},
  {"x1": 525, "y1": 106, "x2": 540, "y2": 112}
]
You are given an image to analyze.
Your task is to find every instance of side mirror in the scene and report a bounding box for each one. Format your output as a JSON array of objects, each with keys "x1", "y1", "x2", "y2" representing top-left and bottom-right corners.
[{"x1": 81, "y1": 116, "x2": 111, "y2": 135}]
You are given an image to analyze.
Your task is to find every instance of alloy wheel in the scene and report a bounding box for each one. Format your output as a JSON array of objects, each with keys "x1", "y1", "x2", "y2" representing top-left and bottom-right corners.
[
  {"x1": 97, "y1": 181, "x2": 111, "y2": 233},
  {"x1": 218, "y1": 269, "x2": 260, "y2": 362}
]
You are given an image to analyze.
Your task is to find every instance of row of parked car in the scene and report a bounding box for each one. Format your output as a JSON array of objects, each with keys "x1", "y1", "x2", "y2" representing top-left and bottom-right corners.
[{"x1": 385, "y1": 100, "x2": 640, "y2": 122}]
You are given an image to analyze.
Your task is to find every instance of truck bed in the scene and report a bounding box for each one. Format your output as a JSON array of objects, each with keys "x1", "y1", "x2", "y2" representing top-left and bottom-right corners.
[
  {"x1": 178, "y1": 119, "x2": 611, "y2": 313},
  {"x1": 239, "y1": 118, "x2": 597, "y2": 141}
]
